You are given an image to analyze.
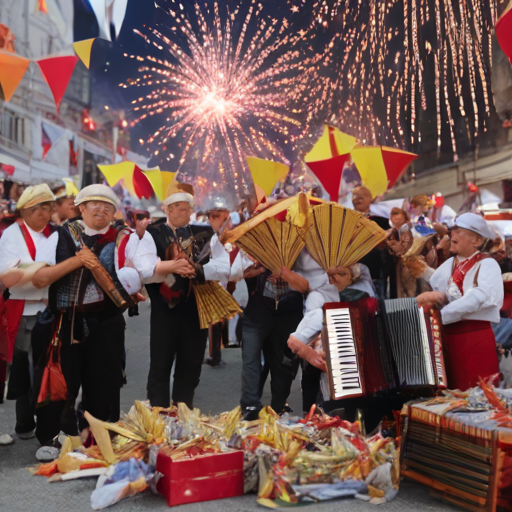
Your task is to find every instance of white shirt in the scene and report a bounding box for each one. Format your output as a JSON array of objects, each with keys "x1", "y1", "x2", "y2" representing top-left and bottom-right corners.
[
  {"x1": 291, "y1": 264, "x2": 375, "y2": 344},
  {"x1": 430, "y1": 255, "x2": 504, "y2": 325},
  {"x1": 0, "y1": 222, "x2": 58, "y2": 315}
]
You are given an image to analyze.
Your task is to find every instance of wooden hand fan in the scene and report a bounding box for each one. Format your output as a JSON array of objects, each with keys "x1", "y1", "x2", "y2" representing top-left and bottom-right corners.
[{"x1": 304, "y1": 202, "x2": 387, "y2": 270}]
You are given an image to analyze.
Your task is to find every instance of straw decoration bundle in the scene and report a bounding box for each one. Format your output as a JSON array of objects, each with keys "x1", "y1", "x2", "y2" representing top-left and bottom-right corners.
[
  {"x1": 304, "y1": 203, "x2": 387, "y2": 270},
  {"x1": 193, "y1": 281, "x2": 242, "y2": 329},
  {"x1": 222, "y1": 193, "x2": 309, "y2": 275}
]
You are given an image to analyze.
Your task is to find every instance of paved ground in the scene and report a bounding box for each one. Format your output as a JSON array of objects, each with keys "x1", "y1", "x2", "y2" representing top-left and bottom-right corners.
[{"x1": 0, "y1": 302, "x2": 458, "y2": 511}]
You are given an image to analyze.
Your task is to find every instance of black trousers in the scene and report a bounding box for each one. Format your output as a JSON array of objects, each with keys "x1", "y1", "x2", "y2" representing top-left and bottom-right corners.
[
  {"x1": 32, "y1": 310, "x2": 126, "y2": 444},
  {"x1": 147, "y1": 295, "x2": 207, "y2": 409},
  {"x1": 240, "y1": 293, "x2": 303, "y2": 414}
]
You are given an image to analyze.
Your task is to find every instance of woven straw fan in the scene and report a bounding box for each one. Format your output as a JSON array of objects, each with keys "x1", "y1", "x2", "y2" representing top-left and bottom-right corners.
[
  {"x1": 222, "y1": 193, "x2": 309, "y2": 275},
  {"x1": 304, "y1": 202, "x2": 387, "y2": 270}
]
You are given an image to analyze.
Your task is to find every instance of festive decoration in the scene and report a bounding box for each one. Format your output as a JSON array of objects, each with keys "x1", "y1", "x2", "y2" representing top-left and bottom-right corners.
[
  {"x1": 116, "y1": 1, "x2": 338, "y2": 198},
  {"x1": 305, "y1": 125, "x2": 357, "y2": 163},
  {"x1": 496, "y1": 1, "x2": 512, "y2": 62},
  {"x1": 350, "y1": 146, "x2": 418, "y2": 198},
  {"x1": 0, "y1": 50, "x2": 30, "y2": 102},
  {"x1": 36, "y1": 0, "x2": 49, "y2": 14},
  {"x1": 307, "y1": 154, "x2": 351, "y2": 202},
  {"x1": 139, "y1": 170, "x2": 176, "y2": 201},
  {"x1": 98, "y1": 162, "x2": 154, "y2": 199},
  {"x1": 73, "y1": 38, "x2": 96, "y2": 69},
  {"x1": 246, "y1": 157, "x2": 289, "y2": 197},
  {"x1": 36, "y1": 55, "x2": 79, "y2": 111}
]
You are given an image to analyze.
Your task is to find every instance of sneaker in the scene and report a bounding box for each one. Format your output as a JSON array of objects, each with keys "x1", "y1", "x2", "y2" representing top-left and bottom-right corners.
[
  {"x1": 17, "y1": 429, "x2": 36, "y2": 440},
  {"x1": 0, "y1": 434, "x2": 14, "y2": 445},
  {"x1": 35, "y1": 446, "x2": 60, "y2": 462},
  {"x1": 243, "y1": 407, "x2": 261, "y2": 422}
]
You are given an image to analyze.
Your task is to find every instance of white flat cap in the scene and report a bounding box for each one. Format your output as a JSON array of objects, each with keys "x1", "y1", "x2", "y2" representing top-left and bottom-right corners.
[
  {"x1": 17, "y1": 184, "x2": 55, "y2": 210},
  {"x1": 455, "y1": 213, "x2": 496, "y2": 240},
  {"x1": 163, "y1": 192, "x2": 194, "y2": 208},
  {"x1": 75, "y1": 184, "x2": 119, "y2": 209},
  {"x1": 117, "y1": 267, "x2": 141, "y2": 295}
]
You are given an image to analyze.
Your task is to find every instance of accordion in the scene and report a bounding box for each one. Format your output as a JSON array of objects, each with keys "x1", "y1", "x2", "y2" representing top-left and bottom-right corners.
[
  {"x1": 322, "y1": 297, "x2": 447, "y2": 400},
  {"x1": 401, "y1": 399, "x2": 512, "y2": 512}
]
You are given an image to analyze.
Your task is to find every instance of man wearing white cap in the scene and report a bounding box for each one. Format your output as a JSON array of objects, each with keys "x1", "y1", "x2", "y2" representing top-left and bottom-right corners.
[
  {"x1": 32, "y1": 184, "x2": 140, "y2": 442},
  {"x1": 133, "y1": 191, "x2": 230, "y2": 408},
  {"x1": 0, "y1": 184, "x2": 58, "y2": 441},
  {"x1": 417, "y1": 212, "x2": 503, "y2": 390}
]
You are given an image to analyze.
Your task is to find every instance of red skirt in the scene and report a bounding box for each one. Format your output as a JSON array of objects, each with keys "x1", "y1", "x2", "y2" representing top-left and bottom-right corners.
[{"x1": 442, "y1": 320, "x2": 498, "y2": 391}]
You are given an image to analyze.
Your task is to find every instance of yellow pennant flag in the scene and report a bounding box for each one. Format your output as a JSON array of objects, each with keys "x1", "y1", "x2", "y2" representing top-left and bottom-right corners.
[
  {"x1": 350, "y1": 146, "x2": 389, "y2": 198},
  {"x1": 141, "y1": 169, "x2": 176, "y2": 201},
  {"x1": 98, "y1": 162, "x2": 137, "y2": 197},
  {"x1": 73, "y1": 39, "x2": 96, "y2": 69},
  {"x1": 246, "y1": 157, "x2": 289, "y2": 196}
]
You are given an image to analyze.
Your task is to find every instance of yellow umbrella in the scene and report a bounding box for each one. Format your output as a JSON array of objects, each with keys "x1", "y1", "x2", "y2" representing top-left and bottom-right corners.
[
  {"x1": 246, "y1": 157, "x2": 289, "y2": 196},
  {"x1": 305, "y1": 125, "x2": 358, "y2": 162}
]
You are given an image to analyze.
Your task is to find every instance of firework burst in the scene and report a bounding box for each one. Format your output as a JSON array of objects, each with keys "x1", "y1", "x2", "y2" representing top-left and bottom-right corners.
[{"x1": 120, "y1": 0, "x2": 337, "y2": 198}]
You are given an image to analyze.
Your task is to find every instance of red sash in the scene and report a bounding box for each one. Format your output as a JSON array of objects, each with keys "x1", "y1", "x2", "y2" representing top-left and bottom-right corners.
[
  {"x1": 117, "y1": 231, "x2": 131, "y2": 269},
  {"x1": 451, "y1": 252, "x2": 488, "y2": 295}
]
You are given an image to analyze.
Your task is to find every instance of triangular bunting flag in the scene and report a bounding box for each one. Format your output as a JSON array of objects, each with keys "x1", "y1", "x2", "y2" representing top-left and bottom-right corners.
[
  {"x1": 73, "y1": 39, "x2": 96, "y2": 69},
  {"x1": 141, "y1": 169, "x2": 176, "y2": 200},
  {"x1": 0, "y1": 50, "x2": 30, "y2": 102},
  {"x1": 246, "y1": 157, "x2": 289, "y2": 196},
  {"x1": 305, "y1": 126, "x2": 357, "y2": 163},
  {"x1": 307, "y1": 154, "x2": 350, "y2": 202},
  {"x1": 37, "y1": 55, "x2": 79, "y2": 111}
]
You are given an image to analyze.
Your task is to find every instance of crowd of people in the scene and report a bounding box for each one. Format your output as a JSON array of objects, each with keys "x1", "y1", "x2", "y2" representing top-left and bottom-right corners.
[{"x1": 0, "y1": 179, "x2": 508, "y2": 460}]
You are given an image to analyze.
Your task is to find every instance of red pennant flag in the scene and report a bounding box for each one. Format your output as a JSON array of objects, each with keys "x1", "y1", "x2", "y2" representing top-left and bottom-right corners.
[
  {"x1": 307, "y1": 154, "x2": 350, "y2": 202},
  {"x1": 133, "y1": 167, "x2": 155, "y2": 199},
  {"x1": 37, "y1": 55, "x2": 79, "y2": 111},
  {"x1": 380, "y1": 148, "x2": 417, "y2": 190}
]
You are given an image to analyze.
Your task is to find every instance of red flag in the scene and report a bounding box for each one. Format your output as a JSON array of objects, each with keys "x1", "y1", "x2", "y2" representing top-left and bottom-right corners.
[
  {"x1": 37, "y1": 55, "x2": 79, "y2": 111},
  {"x1": 308, "y1": 154, "x2": 350, "y2": 202}
]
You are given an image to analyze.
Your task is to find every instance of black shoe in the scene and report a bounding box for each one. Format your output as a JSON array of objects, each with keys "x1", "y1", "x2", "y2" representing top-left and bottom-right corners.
[
  {"x1": 282, "y1": 403, "x2": 293, "y2": 414},
  {"x1": 205, "y1": 358, "x2": 224, "y2": 367},
  {"x1": 243, "y1": 407, "x2": 261, "y2": 421}
]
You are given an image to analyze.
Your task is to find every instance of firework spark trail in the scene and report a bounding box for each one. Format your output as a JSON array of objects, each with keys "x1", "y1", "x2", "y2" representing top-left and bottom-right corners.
[
  {"x1": 332, "y1": 0, "x2": 506, "y2": 160},
  {"x1": 120, "y1": 0, "x2": 337, "y2": 198}
]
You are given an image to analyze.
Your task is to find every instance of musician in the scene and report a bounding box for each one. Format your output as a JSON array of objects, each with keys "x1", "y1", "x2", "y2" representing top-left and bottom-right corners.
[
  {"x1": 51, "y1": 186, "x2": 76, "y2": 225},
  {"x1": 32, "y1": 184, "x2": 137, "y2": 441},
  {"x1": 132, "y1": 192, "x2": 230, "y2": 408},
  {"x1": 286, "y1": 263, "x2": 375, "y2": 416},
  {"x1": 0, "y1": 184, "x2": 58, "y2": 439},
  {"x1": 417, "y1": 213, "x2": 503, "y2": 390}
]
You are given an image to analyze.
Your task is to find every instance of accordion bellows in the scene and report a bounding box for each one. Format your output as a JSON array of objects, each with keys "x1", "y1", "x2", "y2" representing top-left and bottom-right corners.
[
  {"x1": 304, "y1": 203, "x2": 387, "y2": 270},
  {"x1": 193, "y1": 282, "x2": 242, "y2": 329}
]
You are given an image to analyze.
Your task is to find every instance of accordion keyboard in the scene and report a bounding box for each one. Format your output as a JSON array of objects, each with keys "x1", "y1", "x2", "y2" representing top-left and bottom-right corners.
[{"x1": 325, "y1": 308, "x2": 363, "y2": 398}]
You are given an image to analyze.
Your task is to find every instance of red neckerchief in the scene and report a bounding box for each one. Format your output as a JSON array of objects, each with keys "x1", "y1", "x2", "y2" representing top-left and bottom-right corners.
[
  {"x1": 93, "y1": 226, "x2": 118, "y2": 246},
  {"x1": 18, "y1": 221, "x2": 52, "y2": 260},
  {"x1": 451, "y1": 252, "x2": 488, "y2": 294}
]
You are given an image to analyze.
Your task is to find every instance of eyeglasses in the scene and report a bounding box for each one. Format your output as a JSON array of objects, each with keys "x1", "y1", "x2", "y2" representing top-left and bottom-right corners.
[{"x1": 86, "y1": 201, "x2": 116, "y2": 214}]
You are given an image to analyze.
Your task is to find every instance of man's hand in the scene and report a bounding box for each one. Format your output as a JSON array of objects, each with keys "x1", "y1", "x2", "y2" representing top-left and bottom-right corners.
[
  {"x1": 280, "y1": 267, "x2": 310, "y2": 294},
  {"x1": 417, "y1": 291, "x2": 447, "y2": 310},
  {"x1": 76, "y1": 247, "x2": 98, "y2": 271},
  {"x1": 169, "y1": 258, "x2": 196, "y2": 277},
  {"x1": 243, "y1": 263, "x2": 265, "y2": 279},
  {"x1": 135, "y1": 218, "x2": 151, "y2": 240},
  {"x1": 288, "y1": 335, "x2": 327, "y2": 372}
]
